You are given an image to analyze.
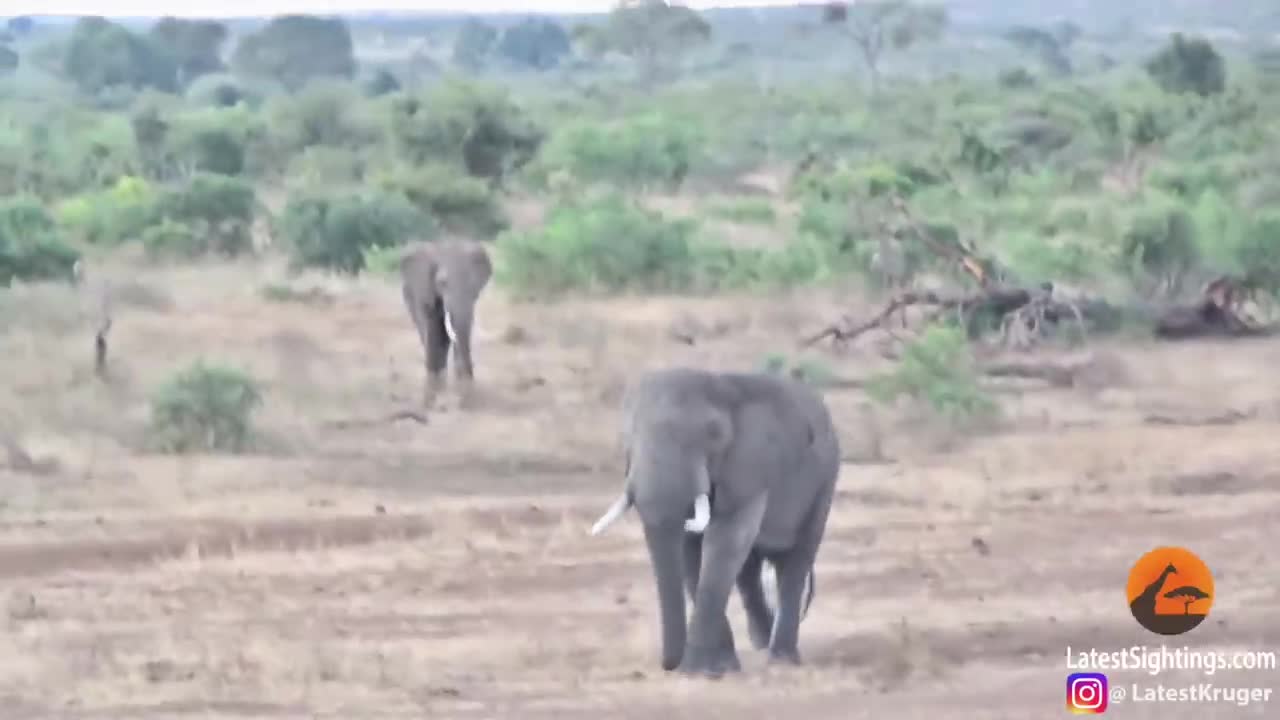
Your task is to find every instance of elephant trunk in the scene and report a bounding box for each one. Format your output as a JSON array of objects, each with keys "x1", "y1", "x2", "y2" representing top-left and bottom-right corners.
[{"x1": 642, "y1": 521, "x2": 687, "y2": 671}]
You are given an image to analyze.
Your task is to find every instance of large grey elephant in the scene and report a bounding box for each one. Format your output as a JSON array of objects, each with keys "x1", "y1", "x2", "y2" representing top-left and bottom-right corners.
[
  {"x1": 400, "y1": 240, "x2": 492, "y2": 407},
  {"x1": 589, "y1": 367, "x2": 841, "y2": 677}
]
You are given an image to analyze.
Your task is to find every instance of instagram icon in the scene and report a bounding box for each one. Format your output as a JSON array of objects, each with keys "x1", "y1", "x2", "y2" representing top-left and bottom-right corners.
[{"x1": 1067, "y1": 672, "x2": 1109, "y2": 714}]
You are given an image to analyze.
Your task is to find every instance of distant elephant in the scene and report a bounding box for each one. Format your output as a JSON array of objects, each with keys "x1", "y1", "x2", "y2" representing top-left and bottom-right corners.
[
  {"x1": 590, "y1": 367, "x2": 841, "y2": 677},
  {"x1": 400, "y1": 240, "x2": 492, "y2": 407}
]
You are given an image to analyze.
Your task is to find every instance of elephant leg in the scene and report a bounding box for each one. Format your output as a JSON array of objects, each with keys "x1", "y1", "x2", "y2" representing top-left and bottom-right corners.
[
  {"x1": 735, "y1": 550, "x2": 774, "y2": 651},
  {"x1": 768, "y1": 485, "x2": 835, "y2": 666},
  {"x1": 422, "y1": 297, "x2": 451, "y2": 405},
  {"x1": 681, "y1": 492, "x2": 767, "y2": 678},
  {"x1": 446, "y1": 302, "x2": 477, "y2": 406}
]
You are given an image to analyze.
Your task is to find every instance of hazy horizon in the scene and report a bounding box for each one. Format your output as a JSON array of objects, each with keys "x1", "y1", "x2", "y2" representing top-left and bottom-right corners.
[{"x1": 2, "y1": 0, "x2": 811, "y2": 18}]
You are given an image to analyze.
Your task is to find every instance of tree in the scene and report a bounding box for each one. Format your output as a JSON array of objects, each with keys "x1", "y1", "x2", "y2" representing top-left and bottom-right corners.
[
  {"x1": 231, "y1": 15, "x2": 355, "y2": 91},
  {"x1": 1163, "y1": 586, "x2": 1209, "y2": 615},
  {"x1": 453, "y1": 18, "x2": 497, "y2": 70},
  {"x1": 62, "y1": 17, "x2": 178, "y2": 95},
  {"x1": 0, "y1": 46, "x2": 17, "y2": 74},
  {"x1": 1145, "y1": 33, "x2": 1226, "y2": 97},
  {"x1": 821, "y1": 0, "x2": 947, "y2": 93},
  {"x1": 497, "y1": 18, "x2": 572, "y2": 70},
  {"x1": 1004, "y1": 25, "x2": 1074, "y2": 76},
  {"x1": 148, "y1": 17, "x2": 228, "y2": 87},
  {"x1": 574, "y1": 0, "x2": 712, "y2": 82}
]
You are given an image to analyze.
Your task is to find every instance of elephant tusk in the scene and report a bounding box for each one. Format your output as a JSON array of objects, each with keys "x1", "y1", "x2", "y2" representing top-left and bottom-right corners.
[
  {"x1": 590, "y1": 493, "x2": 631, "y2": 535},
  {"x1": 683, "y1": 493, "x2": 710, "y2": 533},
  {"x1": 443, "y1": 309, "x2": 457, "y2": 343}
]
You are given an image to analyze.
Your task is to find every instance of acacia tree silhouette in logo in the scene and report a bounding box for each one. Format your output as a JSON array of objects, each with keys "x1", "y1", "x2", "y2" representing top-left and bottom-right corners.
[{"x1": 1164, "y1": 586, "x2": 1211, "y2": 615}]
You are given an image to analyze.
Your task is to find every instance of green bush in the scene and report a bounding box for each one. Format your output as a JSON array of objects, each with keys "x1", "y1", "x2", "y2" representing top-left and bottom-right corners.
[
  {"x1": 866, "y1": 324, "x2": 998, "y2": 426},
  {"x1": 276, "y1": 188, "x2": 429, "y2": 274},
  {"x1": 0, "y1": 195, "x2": 81, "y2": 286},
  {"x1": 1119, "y1": 193, "x2": 1199, "y2": 295},
  {"x1": 140, "y1": 219, "x2": 201, "y2": 259},
  {"x1": 150, "y1": 173, "x2": 257, "y2": 257},
  {"x1": 147, "y1": 361, "x2": 262, "y2": 454},
  {"x1": 374, "y1": 164, "x2": 509, "y2": 238},
  {"x1": 56, "y1": 175, "x2": 158, "y2": 246},
  {"x1": 495, "y1": 193, "x2": 699, "y2": 297},
  {"x1": 540, "y1": 113, "x2": 700, "y2": 190}
]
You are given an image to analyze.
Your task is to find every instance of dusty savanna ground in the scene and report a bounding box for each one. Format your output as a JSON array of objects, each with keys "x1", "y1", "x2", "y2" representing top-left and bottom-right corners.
[{"x1": 3, "y1": 235, "x2": 1280, "y2": 718}]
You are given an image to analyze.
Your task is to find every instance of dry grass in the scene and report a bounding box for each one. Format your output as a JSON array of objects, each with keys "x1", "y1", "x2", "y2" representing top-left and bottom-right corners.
[{"x1": 2, "y1": 246, "x2": 1280, "y2": 718}]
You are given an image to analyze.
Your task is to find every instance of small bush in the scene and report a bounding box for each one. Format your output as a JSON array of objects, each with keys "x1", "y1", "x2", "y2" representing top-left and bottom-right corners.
[
  {"x1": 1119, "y1": 194, "x2": 1199, "y2": 296},
  {"x1": 0, "y1": 195, "x2": 81, "y2": 286},
  {"x1": 140, "y1": 220, "x2": 201, "y2": 259},
  {"x1": 147, "y1": 361, "x2": 263, "y2": 454},
  {"x1": 866, "y1": 324, "x2": 998, "y2": 426},
  {"x1": 495, "y1": 193, "x2": 698, "y2": 297},
  {"x1": 150, "y1": 173, "x2": 257, "y2": 257},
  {"x1": 276, "y1": 188, "x2": 429, "y2": 274}
]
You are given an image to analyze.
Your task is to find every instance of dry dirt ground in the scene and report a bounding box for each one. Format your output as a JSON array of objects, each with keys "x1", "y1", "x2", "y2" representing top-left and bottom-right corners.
[{"x1": 3, "y1": 258, "x2": 1280, "y2": 719}]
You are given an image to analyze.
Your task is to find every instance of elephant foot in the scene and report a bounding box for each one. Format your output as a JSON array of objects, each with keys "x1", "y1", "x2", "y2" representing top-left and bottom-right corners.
[
  {"x1": 678, "y1": 644, "x2": 742, "y2": 679},
  {"x1": 767, "y1": 647, "x2": 803, "y2": 667}
]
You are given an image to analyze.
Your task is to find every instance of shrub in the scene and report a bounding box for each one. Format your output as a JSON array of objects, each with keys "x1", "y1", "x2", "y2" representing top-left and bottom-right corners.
[
  {"x1": 147, "y1": 361, "x2": 262, "y2": 454},
  {"x1": 374, "y1": 164, "x2": 509, "y2": 238},
  {"x1": 56, "y1": 175, "x2": 159, "y2": 246},
  {"x1": 276, "y1": 188, "x2": 429, "y2": 274},
  {"x1": 866, "y1": 324, "x2": 998, "y2": 426},
  {"x1": 1119, "y1": 194, "x2": 1199, "y2": 296},
  {"x1": 150, "y1": 173, "x2": 257, "y2": 257},
  {"x1": 495, "y1": 193, "x2": 698, "y2": 297},
  {"x1": 0, "y1": 195, "x2": 81, "y2": 286},
  {"x1": 540, "y1": 113, "x2": 700, "y2": 190},
  {"x1": 140, "y1": 219, "x2": 201, "y2": 259}
]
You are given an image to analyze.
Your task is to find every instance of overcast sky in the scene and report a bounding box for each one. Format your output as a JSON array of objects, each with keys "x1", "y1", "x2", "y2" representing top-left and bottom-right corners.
[{"x1": 5, "y1": 0, "x2": 806, "y2": 17}]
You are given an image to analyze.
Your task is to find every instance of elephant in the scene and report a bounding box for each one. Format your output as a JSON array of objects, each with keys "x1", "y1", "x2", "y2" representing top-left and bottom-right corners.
[
  {"x1": 399, "y1": 240, "x2": 492, "y2": 407},
  {"x1": 589, "y1": 367, "x2": 841, "y2": 677}
]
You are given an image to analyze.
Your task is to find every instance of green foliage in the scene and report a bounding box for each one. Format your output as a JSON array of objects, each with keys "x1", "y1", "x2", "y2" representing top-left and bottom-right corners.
[
  {"x1": 56, "y1": 175, "x2": 158, "y2": 246},
  {"x1": 375, "y1": 164, "x2": 509, "y2": 238},
  {"x1": 386, "y1": 81, "x2": 543, "y2": 185},
  {"x1": 275, "y1": 188, "x2": 428, "y2": 274},
  {"x1": 1119, "y1": 192, "x2": 1199, "y2": 295},
  {"x1": 758, "y1": 353, "x2": 835, "y2": 387},
  {"x1": 866, "y1": 323, "x2": 998, "y2": 425},
  {"x1": 185, "y1": 73, "x2": 248, "y2": 108},
  {"x1": 826, "y1": 0, "x2": 948, "y2": 89},
  {"x1": 708, "y1": 197, "x2": 776, "y2": 225},
  {"x1": 363, "y1": 68, "x2": 400, "y2": 97},
  {"x1": 230, "y1": 15, "x2": 355, "y2": 91},
  {"x1": 63, "y1": 16, "x2": 177, "y2": 95},
  {"x1": 1144, "y1": 33, "x2": 1225, "y2": 97},
  {"x1": 541, "y1": 113, "x2": 699, "y2": 190},
  {"x1": 495, "y1": 193, "x2": 700, "y2": 297},
  {"x1": 147, "y1": 361, "x2": 262, "y2": 454},
  {"x1": 454, "y1": 19, "x2": 498, "y2": 69},
  {"x1": 149, "y1": 173, "x2": 257, "y2": 257},
  {"x1": 0, "y1": 195, "x2": 81, "y2": 286},
  {"x1": 147, "y1": 17, "x2": 228, "y2": 87},
  {"x1": 497, "y1": 18, "x2": 572, "y2": 70},
  {"x1": 576, "y1": 0, "x2": 713, "y2": 80}
]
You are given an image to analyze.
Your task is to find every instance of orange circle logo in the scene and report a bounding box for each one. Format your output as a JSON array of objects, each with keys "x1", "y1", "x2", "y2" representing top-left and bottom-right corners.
[{"x1": 1126, "y1": 546, "x2": 1214, "y2": 635}]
